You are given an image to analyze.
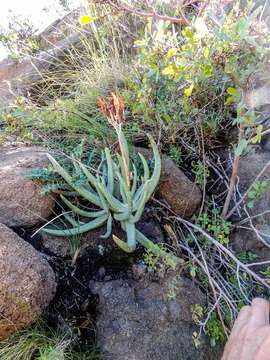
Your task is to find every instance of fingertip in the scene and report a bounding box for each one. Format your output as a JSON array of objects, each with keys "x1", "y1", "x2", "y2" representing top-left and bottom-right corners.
[{"x1": 252, "y1": 298, "x2": 270, "y2": 309}]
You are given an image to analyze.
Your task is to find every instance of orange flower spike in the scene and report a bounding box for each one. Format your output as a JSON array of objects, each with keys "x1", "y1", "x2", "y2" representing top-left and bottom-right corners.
[
  {"x1": 111, "y1": 92, "x2": 125, "y2": 124},
  {"x1": 118, "y1": 97, "x2": 125, "y2": 123},
  {"x1": 98, "y1": 98, "x2": 109, "y2": 118}
]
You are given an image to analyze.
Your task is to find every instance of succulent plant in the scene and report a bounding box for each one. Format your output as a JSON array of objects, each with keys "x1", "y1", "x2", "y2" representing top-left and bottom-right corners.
[{"x1": 42, "y1": 93, "x2": 180, "y2": 265}]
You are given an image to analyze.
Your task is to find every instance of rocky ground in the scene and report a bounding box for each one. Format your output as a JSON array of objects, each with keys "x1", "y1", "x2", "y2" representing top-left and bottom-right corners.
[
  {"x1": 0, "y1": 143, "x2": 221, "y2": 359},
  {"x1": 1, "y1": 131, "x2": 270, "y2": 359},
  {"x1": 1, "y1": 2, "x2": 270, "y2": 359}
]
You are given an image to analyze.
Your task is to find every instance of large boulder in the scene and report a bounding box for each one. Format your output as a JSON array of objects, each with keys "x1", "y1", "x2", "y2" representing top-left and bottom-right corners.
[
  {"x1": 90, "y1": 272, "x2": 221, "y2": 360},
  {"x1": 0, "y1": 224, "x2": 56, "y2": 340},
  {"x1": 0, "y1": 145, "x2": 55, "y2": 227}
]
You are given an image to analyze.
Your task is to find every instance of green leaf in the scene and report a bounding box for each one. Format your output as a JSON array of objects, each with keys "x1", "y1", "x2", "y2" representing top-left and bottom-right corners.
[
  {"x1": 203, "y1": 47, "x2": 210, "y2": 59},
  {"x1": 224, "y1": 96, "x2": 234, "y2": 106},
  {"x1": 235, "y1": 139, "x2": 248, "y2": 157},
  {"x1": 162, "y1": 64, "x2": 177, "y2": 76},
  {"x1": 202, "y1": 64, "x2": 212, "y2": 77},
  {"x1": 184, "y1": 83, "x2": 194, "y2": 97},
  {"x1": 166, "y1": 48, "x2": 178, "y2": 60},
  {"x1": 182, "y1": 27, "x2": 193, "y2": 39},
  {"x1": 227, "y1": 87, "x2": 237, "y2": 95},
  {"x1": 190, "y1": 267, "x2": 196, "y2": 278},
  {"x1": 79, "y1": 15, "x2": 95, "y2": 25},
  {"x1": 251, "y1": 125, "x2": 263, "y2": 144}
]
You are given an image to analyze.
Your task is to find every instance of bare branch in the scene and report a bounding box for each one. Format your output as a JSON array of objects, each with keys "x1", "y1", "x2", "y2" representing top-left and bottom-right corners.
[
  {"x1": 98, "y1": 0, "x2": 191, "y2": 25},
  {"x1": 222, "y1": 123, "x2": 245, "y2": 217},
  {"x1": 225, "y1": 160, "x2": 270, "y2": 220}
]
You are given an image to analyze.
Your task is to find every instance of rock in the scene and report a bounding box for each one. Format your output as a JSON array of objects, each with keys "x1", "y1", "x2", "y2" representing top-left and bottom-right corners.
[
  {"x1": 0, "y1": 33, "x2": 81, "y2": 104},
  {"x1": 0, "y1": 145, "x2": 55, "y2": 227},
  {"x1": 90, "y1": 273, "x2": 220, "y2": 360},
  {"x1": 159, "y1": 157, "x2": 202, "y2": 218},
  {"x1": 231, "y1": 149, "x2": 270, "y2": 259},
  {"x1": 0, "y1": 224, "x2": 56, "y2": 340},
  {"x1": 136, "y1": 147, "x2": 202, "y2": 217},
  {"x1": 40, "y1": 213, "x2": 164, "y2": 258},
  {"x1": 132, "y1": 262, "x2": 147, "y2": 280},
  {"x1": 237, "y1": 150, "x2": 270, "y2": 217}
]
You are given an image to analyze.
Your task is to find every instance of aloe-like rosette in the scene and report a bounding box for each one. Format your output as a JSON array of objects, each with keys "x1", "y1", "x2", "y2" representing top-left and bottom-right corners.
[{"x1": 43, "y1": 129, "x2": 180, "y2": 265}]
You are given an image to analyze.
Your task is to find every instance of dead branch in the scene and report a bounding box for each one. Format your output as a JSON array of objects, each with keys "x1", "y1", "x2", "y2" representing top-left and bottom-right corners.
[
  {"x1": 225, "y1": 160, "x2": 270, "y2": 219},
  {"x1": 96, "y1": 0, "x2": 196, "y2": 25},
  {"x1": 222, "y1": 123, "x2": 245, "y2": 218},
  {"x1": 177, "y1": 216, "x2": 270, "y2": 291}
]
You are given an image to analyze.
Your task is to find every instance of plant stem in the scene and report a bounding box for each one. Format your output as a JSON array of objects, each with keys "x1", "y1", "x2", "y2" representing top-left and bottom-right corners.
[
  {"x1": 222, "y1": 123, "x2": 244, "y2": 218},
  {"x1": 117, "y1": 127, "x2": 131, "y2": 190}
]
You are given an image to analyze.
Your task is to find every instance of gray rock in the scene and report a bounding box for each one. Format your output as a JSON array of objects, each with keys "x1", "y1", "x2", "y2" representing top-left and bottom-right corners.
[
  {"x1": 0, "y1": 32, "x2": 81, "y2": 104},
  {"x1": 0, "y1": 224, "x2": 56, "y2": 340},
  {"x1": 90, "y1": 273, "x2": 221, "y2": 360},
  {"x1": 231, "y1": 149, "x2": 270, "y2": 258},
  {"x1": 0, "y1": 145, "x2": 55, "y2": 227}
]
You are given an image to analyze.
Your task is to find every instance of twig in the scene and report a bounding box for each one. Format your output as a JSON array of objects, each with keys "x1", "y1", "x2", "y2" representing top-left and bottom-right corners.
[
  {"x1": 103, "y1": 0, "x2": 191, "y2": 25},
  {"x1": 186, "y1": 225, "x2": 229, "y2": 337},
  {"x1": 177, "y1": 216, "x2": 270, "y2": 290},
  {"x1": 236, "y1": 209, "x2": 270, "y2": 226},
  {"x1": 222, "y1": 123, "x2": 245, "y2": 217},
  {"x1": 31, "y1": 211, "x2": 72, "y2": 237},
  {"x1": 198, "y1": 120, "x2": 207, "y2": 216},
  {"x1": 180, "y1": 243, "x2": 237, "y2": 312},
  {"x1": 225, "y1": 160, "x2": 270, "y2": 219}
]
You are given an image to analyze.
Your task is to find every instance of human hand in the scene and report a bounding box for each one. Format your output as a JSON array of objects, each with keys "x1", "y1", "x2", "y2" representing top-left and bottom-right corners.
[{"x1": 222, "y1": 298, "x2": 270, "y2": 360}]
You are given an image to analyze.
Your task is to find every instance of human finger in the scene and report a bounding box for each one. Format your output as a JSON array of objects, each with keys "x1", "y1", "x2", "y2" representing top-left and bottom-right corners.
[{"x1": 248, "y1": 298, "x2": 270, "y2": 329}]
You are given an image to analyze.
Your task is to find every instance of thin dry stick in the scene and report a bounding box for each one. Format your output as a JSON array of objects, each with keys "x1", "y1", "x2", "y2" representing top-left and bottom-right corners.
[
  {"x1": 177, "y1": 216, "x2": 270, "y2": 291},
  {"x1": 103, "y1": 0, "x2": 192, "y2": 25},
  {"x1": 225, "y1": 160, "x2": 270, "y2": 219},
  {"x1": 222, "y1": 123, "x2": 245, "y2": 218},
  {"x1": 236, "y1": 209, "x2": 270, "y2": 226},
  {"x1": 198, "y1": 120, "x2": 207, "y2": 216},
  {"x1": 180, "y1": 243, "x2": 237, "y2": 312},
  {"x1": 186, "y1": 226, "x2": 229, "y2": 337},
  {"x1": 153, "y1": 198, "x2": 269, "y2": 295}
]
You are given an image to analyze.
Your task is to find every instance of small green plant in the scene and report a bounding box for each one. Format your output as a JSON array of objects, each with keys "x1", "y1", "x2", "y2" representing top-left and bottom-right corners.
[
  {"x1": 143, "y1": 242, "x2": 180, "y2": 273},
  {"x1": 260, "y1": 267, "x2": 270, "y2": 285},
  {"x1": 143, "y1": 249, "x2": 159, "y2": 272},
  {"x1": 191, "y1": 304, "x2": 204, "y2": 325},
  {"x1": 167, "y1": 275, "x2": 180, "y2": 301},
  {"x1": 206, "y1": 312, "x2": 226, "y2": 347},
  {"x1": 192, "y1": 160, "x2": 210, "y2": 186},
  {"x1": 0, "y1": 15, "x2": 39, "y2": 59},
  {"x1": 247, "y1": 180, "x2": 270, "y2": 209},
  {"x1": 168, "y1": 145, "x2": 182, "y2": 166},
  {"x1": 42, "y1": 94, "x2": 180, "y2": 265},
  {"x1": 237, "y1": 251, "x2": 258, "y2": 263},
  {"x1": 197, "y1": 210, "x2": 231, "y2": 245}
]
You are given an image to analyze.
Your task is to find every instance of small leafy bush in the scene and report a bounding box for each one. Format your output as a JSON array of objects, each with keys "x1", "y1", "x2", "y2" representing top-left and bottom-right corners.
[{"x1": 247, "y1": 180, "x2": 270, "y2": 209}]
